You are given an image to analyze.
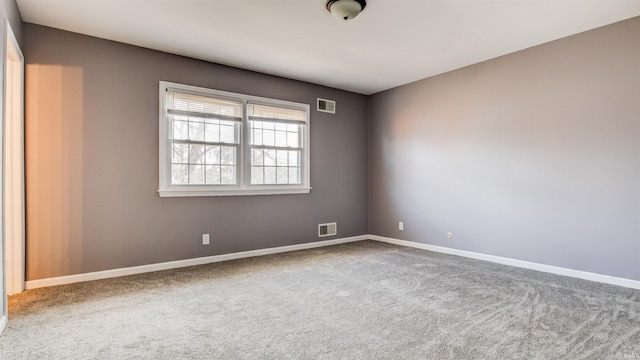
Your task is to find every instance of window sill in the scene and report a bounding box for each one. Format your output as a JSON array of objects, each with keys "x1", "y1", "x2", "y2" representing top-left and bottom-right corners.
[{"x1": 158, "y1": 186, "x2": 312, "y2": 197}]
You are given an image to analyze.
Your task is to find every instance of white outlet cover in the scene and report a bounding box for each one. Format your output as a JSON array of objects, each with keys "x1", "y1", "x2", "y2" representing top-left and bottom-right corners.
[
  {"x1": 202, "y1": 234, "x2": 210, "y2": 245},
  {"x1": 399, "y1": 222, "x2": 404, "y2": 231}
]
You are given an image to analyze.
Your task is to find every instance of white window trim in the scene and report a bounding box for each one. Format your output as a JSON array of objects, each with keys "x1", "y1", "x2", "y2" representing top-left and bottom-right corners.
[{"x1": 158, "y1": 81, "x2": 311, "y2": 197}]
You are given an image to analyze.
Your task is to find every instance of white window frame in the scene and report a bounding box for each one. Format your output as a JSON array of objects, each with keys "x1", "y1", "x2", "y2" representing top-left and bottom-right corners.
[{"x1": 158, "y1": 81, "x2": 311, "y2": 197}]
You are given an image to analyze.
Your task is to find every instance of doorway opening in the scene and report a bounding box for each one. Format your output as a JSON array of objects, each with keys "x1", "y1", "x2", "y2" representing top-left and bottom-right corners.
[{"x1": 4, "y1": 21, "x2": 25, "y2": 300}]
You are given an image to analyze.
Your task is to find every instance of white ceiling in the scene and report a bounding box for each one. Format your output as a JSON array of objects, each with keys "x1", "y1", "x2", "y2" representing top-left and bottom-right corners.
[{"x1": 17, "y1": 0, "x2": 640, "y2": 95}]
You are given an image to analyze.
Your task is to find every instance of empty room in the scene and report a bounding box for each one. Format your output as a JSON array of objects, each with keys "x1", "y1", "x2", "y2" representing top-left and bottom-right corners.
[{"x1": 0, "y1": 0, "x2": 639, "y2": 358}]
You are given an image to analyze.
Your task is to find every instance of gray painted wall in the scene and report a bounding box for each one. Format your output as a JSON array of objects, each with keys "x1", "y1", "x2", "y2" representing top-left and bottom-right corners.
[
  {"x1": 368, "y1": 17, "x2": 640, "y2": 281},
  {"x1": 24, "y1": 24, "x2": 368, "y2": 280}
]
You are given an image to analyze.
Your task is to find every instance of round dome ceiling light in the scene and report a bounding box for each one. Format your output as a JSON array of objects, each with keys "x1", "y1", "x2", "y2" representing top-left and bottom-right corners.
[{"x1": 326, "y1": 0, "x2": 367, "y2": 21}]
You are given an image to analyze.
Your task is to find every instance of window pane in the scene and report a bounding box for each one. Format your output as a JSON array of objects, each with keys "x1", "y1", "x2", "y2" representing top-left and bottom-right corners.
[
  {"x1": 189, "y1": 144, "x2": 205, "y2": 164},
  {"x1": 252, "y1": 128, "x2": 263, "y2": 146},
  {"x1": 289, "y1": 167, "x2": 300, "y2": 184},
  {"x1": 252, "y1": 149, "x2": 264, "y2": 166},
  {"x1": 221, "y1": 166, "x2": 235, "y2": 184},
  {"x1": 276, "y1": 167, "x2": 288, "y2": 184},
  {"x1": 275, "y1": 131, "x2": 287, "y2": 147},
  {"x1": 172, "y1": 164, "x2": 188, "y2": 184},
  {"x1": 220, "y1": 124, "x2": 236, "y2": 143},
  {"x1": 249, "y1": 119, "x2": 300, "y2": 148},
  {"x1": 172, "y1": 143, "x2": 188, "y2": 163},
  {"x1": 188, "y1": 122, "x2": 205, "y2": 141},
  {"x1": 263, "y1": 130, "x2": 275, "y2": 146},
  {"x1": 173, "y1": 120, "x2": 188, "y2": 140},
  {"x1": 221, "y1": 146, "x2": 235, "y2": 165},
  {"x1": 276, "y1": 150, "x2": 288, "y2": 166},
  {"x1": 205, "y1": 146, "x2": 220, "y2": 164},
  {"x1": 263, "y1": 122, "x2": 275, "y2": 130},
  {"x1": 205, "y1": 123, "x2": 220, "y2": 143},
  {"x1": 264, "y1": 167, "x2": 276, "y2": 184},
  {"x1": 287, "y1": 132, "x2": 298, "y2": 147},
  {"x1": 189, "y1": 165, "x2": 205, "y2": 184},
  {"x1": 288, "y1": 151, "x2": 299, "y2": 166},
  {"x1": 206, "y1": 165, "x2": 220, "y2": 184},
  {"x1": 251, "y1": 167, "x2": 264, "y2": 184},
  {"x1": 264, "y1": 149, "x2": 276, "y2": 166}
]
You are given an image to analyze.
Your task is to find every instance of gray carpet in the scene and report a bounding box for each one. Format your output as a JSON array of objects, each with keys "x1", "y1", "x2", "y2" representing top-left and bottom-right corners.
[{"x1": 1, "y1": 241, "x2": 639, "y2": 359}]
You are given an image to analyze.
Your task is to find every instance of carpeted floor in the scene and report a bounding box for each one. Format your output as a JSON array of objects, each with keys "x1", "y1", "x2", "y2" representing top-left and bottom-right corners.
[{"x1": 1, "y1": 240, "x2": 639, "y2": 359}]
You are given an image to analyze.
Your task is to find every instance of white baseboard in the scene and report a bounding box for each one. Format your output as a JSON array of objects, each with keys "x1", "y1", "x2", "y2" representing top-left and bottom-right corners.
[
  {"x1": 23, "y1": 234, "x2": 640, "y2": 291},
  {"x1": 370, "y1": 235, "x2": 640, "y2": 290},
  {"x1": 25, "y1": 235, "x2": 368, "y2": 290},
  {"x1": 0, "y1": 315, "x2": 6, "y2": 336}
]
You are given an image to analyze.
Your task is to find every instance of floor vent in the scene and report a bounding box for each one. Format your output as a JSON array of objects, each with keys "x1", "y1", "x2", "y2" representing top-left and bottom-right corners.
[
  {"x1": 317, "y1": 98, "x2": 336, "y2": 114},
  {"x1": 318, "y1": 222, "x2": 337, "y2": 237}
]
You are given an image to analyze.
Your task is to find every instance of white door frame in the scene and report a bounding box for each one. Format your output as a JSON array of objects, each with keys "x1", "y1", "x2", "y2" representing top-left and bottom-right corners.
[{"x1": 3, "y1": 19, "x2": 25, "y2": 300}]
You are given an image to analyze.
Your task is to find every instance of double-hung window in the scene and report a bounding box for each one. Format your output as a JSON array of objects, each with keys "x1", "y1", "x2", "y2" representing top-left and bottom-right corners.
[{"x1": 159, "y1": 81, "x2": 310, "y2": 197}]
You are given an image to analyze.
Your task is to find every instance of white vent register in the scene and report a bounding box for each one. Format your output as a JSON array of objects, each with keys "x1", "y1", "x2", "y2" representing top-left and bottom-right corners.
[
  {"x1": 318, "y1": 222, "x2": 337, "y2": 237},
  {"x1": 317, "y1": 98, "x2": 336, "y2": 114}
]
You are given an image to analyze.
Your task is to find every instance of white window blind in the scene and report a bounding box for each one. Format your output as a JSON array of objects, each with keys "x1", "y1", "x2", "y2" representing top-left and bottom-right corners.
[
  {"x1": 159, "y1": 82, "x2": 311, "y2": 197},
  {"x1": 248, "y1": 103, "x2": 306, "y2": 123}
]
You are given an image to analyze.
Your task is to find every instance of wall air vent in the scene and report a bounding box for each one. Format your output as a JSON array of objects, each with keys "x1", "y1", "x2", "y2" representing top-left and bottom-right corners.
[
  {"x1": 317, "y1": 98, "x2": 336, "y2": 114},
  {"x1": 318, "y1": 222, "x2": 337, "y2": 237}
]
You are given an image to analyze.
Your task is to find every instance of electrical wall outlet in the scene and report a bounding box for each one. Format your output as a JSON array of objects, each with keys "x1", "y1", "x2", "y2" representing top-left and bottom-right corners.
[
  {"x1": 202, "y1": 234, "x2": 210, "y2": 245},
  {"x1": 399, "y1": 222, "x2": 404, "y2": 231}
]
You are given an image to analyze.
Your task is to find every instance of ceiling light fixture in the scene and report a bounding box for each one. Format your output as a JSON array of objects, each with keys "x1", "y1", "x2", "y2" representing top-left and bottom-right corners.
[{"x1": 326, "y1": 0, "x2": 367, "y2": 21}]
